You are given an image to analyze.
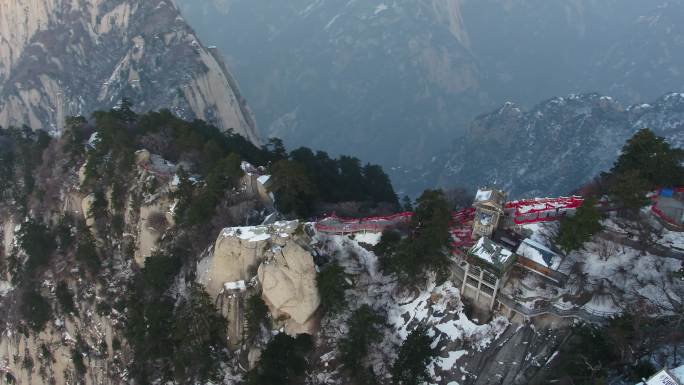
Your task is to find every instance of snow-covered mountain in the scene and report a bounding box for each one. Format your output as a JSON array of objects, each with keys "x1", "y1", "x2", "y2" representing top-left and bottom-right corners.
[
  {"x1": 176, "y1": 0, "x2": 684, "y2": 168},
  {"x1": 0, "y1": 0, "x2": 260, "y2": 143},
  {"x1": 416, "y1": 93, "x2": 684, "y2": 198}
]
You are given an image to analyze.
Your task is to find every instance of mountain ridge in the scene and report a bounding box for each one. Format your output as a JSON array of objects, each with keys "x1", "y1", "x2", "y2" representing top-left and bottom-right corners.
[
  {"x1": 0, "y1": 0, "x2": 260, "y2": 144},
  {"x1": 410, "y1": 92, "x2": 684, "y2": 198},
  {"x1": 177, "y1": 0, "x2": 684, "y2": 168}
]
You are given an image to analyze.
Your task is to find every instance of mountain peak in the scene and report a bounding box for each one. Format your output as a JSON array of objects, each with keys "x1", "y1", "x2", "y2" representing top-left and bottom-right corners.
[{"x1": 0, "y1": 0, "x2": 260, "y2": 144}]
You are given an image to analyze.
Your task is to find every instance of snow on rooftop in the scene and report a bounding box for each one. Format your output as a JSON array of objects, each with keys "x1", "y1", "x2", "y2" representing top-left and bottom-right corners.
[
  {"x1": 257, "y1": 175, "x2": 271, "y2": 185},
  {"x1": 469, "y1": 237, "x2": 515, "y2": 267},
  {"x1": 516, "y1": 238, "x2": 562, "y2": 270},
  {"x1": 637, "y1": 365, "x2": 684, "y2": 385},
  {"x1": 475, "y1": 189, "x2": 492, "y2": 202}
]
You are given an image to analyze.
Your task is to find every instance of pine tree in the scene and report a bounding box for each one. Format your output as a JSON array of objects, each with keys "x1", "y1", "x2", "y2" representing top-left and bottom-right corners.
[
  {"x1": 172, "y1": 284, "x2": 228, "y2": 382},
  {"x1": 172, "y1": 167, "x2": 194, "y2": 223},
  {"x1": 270, "y1": 160, "x2": 316, "y2": 217},
  {"x1": 245, "y1": 294, "x2": 270, "y2": 341},
  {"x1": 21, "y1": 289, "x2": 52, "y2": 332},
  {"x1": 380, "y1": 190, "x2": 451, "y2": 286},
  {"x1": 317, "y1": 262, "x2": 351, "y2": 315},
  {"x1": 56, "y1": 281, "x2": 76, "y2": 315},
  {"x1": 247, "y1": 334, "x2": 313, "y2": 385},
  {"x1": 391, "y1": 325, "x2": 437, "y2": 385},
  {"x1": 556, "y1": 198, "x2": 603, "y2": 253},
  {"x1": 611, "y1": 129, "x2": 684, "y2": 187},
  {"x1": 19, "y1": 219, "x2": 56, "y2": 274},
  {"x1": 609, "y1": 170, "x2": 651, "y2": 211},
  {"x1": 339, "y1": 305, "x2": 385, "y2": 378},
  {"x1": 362, "y1": 164, "x2": 398, "y2": 205},
  {"x1": 115, "y1": 97, "x2": 137, "y2": 124},
  {"x1": 266, "y1": 137, "x2": 288, "y2": 161},
  {"x1": 402, "y1": 195, "x2": 414, "y2": 212},
  {"x1": 75, "y1": 221, "x2": 101, "y2": 274},
  {"x1": 374, "y1": 230, "x2": 402, "y2": 274}
]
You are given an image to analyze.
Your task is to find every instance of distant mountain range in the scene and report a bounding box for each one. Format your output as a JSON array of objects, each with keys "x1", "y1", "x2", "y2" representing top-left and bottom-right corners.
[
  {"x1": 177, "y1": 0, "x2": 684, "y2": 169},
  {"x1": 0, "y1": 0, "x2": 259, "y2": 143},
  {"x1": 402, "y1": 92, "x2": 684, "y2": 198}
]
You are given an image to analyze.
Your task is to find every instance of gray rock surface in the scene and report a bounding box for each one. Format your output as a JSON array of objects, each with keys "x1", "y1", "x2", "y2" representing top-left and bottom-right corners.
[{"x1": 0, "y1": 0, "x2": 260, "y2": 144}]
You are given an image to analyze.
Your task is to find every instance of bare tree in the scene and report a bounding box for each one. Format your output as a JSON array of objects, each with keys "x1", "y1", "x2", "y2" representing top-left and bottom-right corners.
[{"x1": 634, "y1": 216, "x2": 662, "y2": 251}]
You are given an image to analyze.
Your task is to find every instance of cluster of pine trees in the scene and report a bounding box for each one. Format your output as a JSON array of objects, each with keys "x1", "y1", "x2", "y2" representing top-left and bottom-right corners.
[
  {"x1": 556, "y1": 128, "x2": 684, "y2": 252},
  {"x1": 0, "y1": 100, "x2": 403, "y2": 384},
  {"x1": 376, "y1": 190, "x2": 453, "y2": 286},
  {"x1": 268, "y1": 139, "x2": 398, "y2": 217}
]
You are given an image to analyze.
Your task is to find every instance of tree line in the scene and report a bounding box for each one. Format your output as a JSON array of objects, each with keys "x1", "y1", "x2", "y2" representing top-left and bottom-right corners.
[{"x1": 556, "y1": 128, "x2": 684, "y2": 253}]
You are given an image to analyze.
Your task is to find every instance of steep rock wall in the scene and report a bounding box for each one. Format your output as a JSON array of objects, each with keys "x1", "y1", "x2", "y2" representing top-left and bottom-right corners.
[{"x1": 0, "y1": 0, "x2": 260, "y2": 143}]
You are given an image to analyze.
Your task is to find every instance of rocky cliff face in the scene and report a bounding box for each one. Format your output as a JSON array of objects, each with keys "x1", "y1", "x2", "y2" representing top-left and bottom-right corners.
[
  {"x1": 197, "y1": 221, "x2": 321, "y2": 346},
  {"x1": 421, "y1": 92, "x2": 684, "y2": 198},
  {"x1": 177, "y1": 0, "x2": 683, "y2": 171},
  {"x1": 0, "y1": 0, "x2": 260, "y2": 143}
]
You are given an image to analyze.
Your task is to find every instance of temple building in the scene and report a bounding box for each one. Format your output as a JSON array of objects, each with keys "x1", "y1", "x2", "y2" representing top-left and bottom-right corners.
[
  {"x1": 472, "y1": 188, "x2": 507, "y2": 240},
  {"x1": 515, "y1": 238, "x2": 567, "y2": 286},
  {"x1": 460, "y1": 237, "x2": 517, "y2": 310}
]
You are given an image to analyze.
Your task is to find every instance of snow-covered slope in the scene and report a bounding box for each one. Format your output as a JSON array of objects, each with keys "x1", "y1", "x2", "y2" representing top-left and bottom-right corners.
[
  {"x1": 309, "y1": 231, "x2": 560, "y2": 385},
  {"x1": 506, "y1": 218, "x2": 684, "y2": 319}
]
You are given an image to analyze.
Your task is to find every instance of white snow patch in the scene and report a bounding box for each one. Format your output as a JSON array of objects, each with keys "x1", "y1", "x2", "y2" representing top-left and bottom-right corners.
[
  {"x1": 475, "y1": 189, "x2": 492, "y2": 202},
  {"x1": 354, "y1": 232, "x2": 382, "y2": 246},
  {"x1": 221, "y1": 221, "x2": 299, "y2": 242},
  {"x1": 222, "y1": 227, "x2": 270, "y2": 242},
  {"x1": 438, "y1": 350, "x2": 467, "y2": 370},
  {"x1": 87, "y1": 132, "x2": 101, "y2": 149},
  {"x1": 324, "y1": 14, "x2": 340, "y2": 30},
  {"x1": 0, "y1": 281, "x2": 13, "y2": 296},
  {"x1": 257, "y1": 175, "x2": 271, "y2": 185},
  {"x1": 470, "y1": 237, "x2": 515, "y2": 266},
  {"x1": 223, "y1": 280, "x2": 247, "y2": 291},
  {"x1": 516, "y1": 238, "x2": 562, "y2": 270}
]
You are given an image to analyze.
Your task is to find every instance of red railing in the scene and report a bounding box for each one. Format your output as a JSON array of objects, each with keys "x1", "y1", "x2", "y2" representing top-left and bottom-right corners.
[
  {"x1": 315, "y1": 196, "x2": 585, "y2": 234},
  {"x1": 319, "y1": 212, "x2": 414, "y2": 224},
  {"x1": 314, "y1": 212, "x2": 413, "y2": 233},
  {"x1": 314, "y1": 222, "x2": 397, "y2": 233},
  {"x1": 452, "y1": 207, "x2": 475, "y2": 225},
  {"x1": 506, "y1": 196, "x2": 584, "y2": 225},
  {"x1": 451, "y1": 227, "x2": 475, "y2": 248}
]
